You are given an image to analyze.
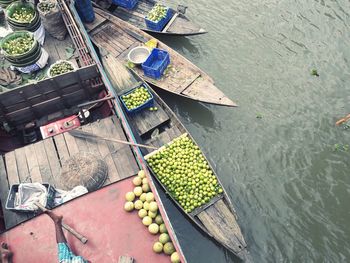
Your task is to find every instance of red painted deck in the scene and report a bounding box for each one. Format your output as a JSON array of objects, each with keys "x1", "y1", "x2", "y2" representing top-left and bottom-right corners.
[{"x1": 0, "y1": 178, "x2": 173, "y2": 263}]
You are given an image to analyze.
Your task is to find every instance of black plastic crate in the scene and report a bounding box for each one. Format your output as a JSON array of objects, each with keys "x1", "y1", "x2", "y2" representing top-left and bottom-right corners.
[{"x1": 6, "y1": 183, "x2": 56, "y2": 212}]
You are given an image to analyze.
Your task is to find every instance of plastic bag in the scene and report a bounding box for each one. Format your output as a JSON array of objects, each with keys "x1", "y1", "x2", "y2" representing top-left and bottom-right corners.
[
  {"x1": 33, "y1": 22, "x2": 46, "y2": 45},
  {"x1": 54, "y1": 185, "x2": 88, "y2": 206},
  {"x1": 16, "y1": 183, "x2": 48, "y2": 211},
  {"x1": 37, "y1": 0, "x2": 67, "y2": 40}
]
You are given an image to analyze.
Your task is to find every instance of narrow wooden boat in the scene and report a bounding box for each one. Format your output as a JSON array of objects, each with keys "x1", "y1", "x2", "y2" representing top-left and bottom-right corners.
[
  {"x1": 94, "y1": 0, "x2": 207, "y2": 36},
  {"x1": 86, "y1": 7, "x2": 237, "y2": 107},
  {"x1": 73, "y1": 4, "x2": 248, "y2": 260},
  {"x1": 0, "y1": 1, "x2": 186, "y2": 262}
]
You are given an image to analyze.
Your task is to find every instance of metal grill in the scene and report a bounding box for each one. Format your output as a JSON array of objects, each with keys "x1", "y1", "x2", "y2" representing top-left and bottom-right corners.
[{"x1": 57, "y1": 0, "x2": 103, "y2": 88}]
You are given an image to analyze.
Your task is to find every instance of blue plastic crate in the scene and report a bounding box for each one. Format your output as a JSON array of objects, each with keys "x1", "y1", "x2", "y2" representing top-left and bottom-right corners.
[
  {"x1": 112, "y1": 0, "x2": 138, "y2": 9},
  {"x1": 142, "y1": 48, "x2": 170, "y2": 79},
  {"x1": 144, "y1": 7, "x2": 172, "y2": 32},
  {"x1": 120, "y1": 85, "x2": 154, "y2": 114}
]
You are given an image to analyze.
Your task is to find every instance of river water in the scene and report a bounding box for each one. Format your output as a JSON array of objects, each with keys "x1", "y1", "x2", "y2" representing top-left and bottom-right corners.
[{"x1": 157, "y1": 0, "x2": 350, "y2": 262}]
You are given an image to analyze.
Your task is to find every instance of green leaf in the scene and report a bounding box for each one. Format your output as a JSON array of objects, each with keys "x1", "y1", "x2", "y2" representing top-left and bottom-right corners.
[{"x1": 65, "y1": 46, "x2": 75, "y2": 60}]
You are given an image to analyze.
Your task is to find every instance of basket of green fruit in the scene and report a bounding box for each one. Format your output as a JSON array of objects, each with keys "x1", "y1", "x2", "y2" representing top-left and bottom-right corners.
[
  {"x1": 145, "y1": 134, "x2": 224, "y2": 214},
  {"x1": 145, "y1": 4, "x2": 172, "y2": 32},
  {"x1": 48, "y1": 60, "x2": 76, "y2": 77},
  {"x1": 6, "y1": 2, "x2": 38, "y2": 24},
  {"x1": 1, "y1": 31, "x2": 39, "y2": 61},
  {"x1": 120, "y1": 85, "x2": 154, "y2": 114}
]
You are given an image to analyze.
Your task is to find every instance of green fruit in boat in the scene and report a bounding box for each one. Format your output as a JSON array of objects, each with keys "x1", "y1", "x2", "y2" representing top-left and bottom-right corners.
[
  {"x1": 138, "y1": 209, "x2": 148, "y2": 218},
  {"x1": 146, "y1": 192, "x2": 154, "y2": 202},
  {"x1": 138, "y1": 170, "x2": 146, "y2": 178},
  {"x1": 148, "y1": 223, "x2": 159, "y2": 234},
  {"x1": 142, "y1": 178, "x2": 148, "y2": 184},
  {"x1": 149, "y1": 201, "x2": 158, "y2": 212},
  {"x1": 133, "y1": 176, "x2": 142, "y2": 186},
  {"x1": 159, "y1": 233, "x2": 170, "y2": 244},
  {"x1": 142, "y1": 216, "x2": 152, "y2": 226},
  {"x1": 125, "y1": 192, "x2": 135, "y2": 202},
  {"x1": 140, "y1": 193, "x2": 147, "y2": 202},
  {"x1": 143, "y1": 201, "x2": 150, "y2": 210},
  {"x1": 159, "y1": 223, "x2": 167, "y2": 234},
  {"x1": 142, "y1": 183, "x2": 150, "y2": 193},
  {"x1": 133, "y1": 186, "x2": 143, "y2": 197},
  {"x1": 155, "y1": 214, "x2": 163, "y2": 225},
  {"x1": 134, "y1": 200, "x2": 143, "y2": 210},
  {"x1": 124, "y1": 202, "x2": 134, "y2": 212},
  {"x1": 153, "y1": 242, "x2": 163, "y2": 253},
  {"x1": 171, "y1": 252, "x2": 180, "y2": 263},
  {"x1": 163, "y1": 242, "x2": 175, "y2": 255},
  {"x1": 148, "y1": 210, "x2": 157, "y2": 218}
]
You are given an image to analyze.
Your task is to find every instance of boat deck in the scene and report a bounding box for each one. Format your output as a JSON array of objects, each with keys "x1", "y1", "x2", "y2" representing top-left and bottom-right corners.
[
  {"x1": 0, "y1": 178, "x2": 172, "y2": 263},
  {"x1": 0, "y1": 115, "x2": 139, "y2": 230}
]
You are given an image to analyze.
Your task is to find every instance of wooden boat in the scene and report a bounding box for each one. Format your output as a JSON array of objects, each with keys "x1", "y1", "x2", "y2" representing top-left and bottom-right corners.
[
  {"x1": 85, "y1": 7, "x2": 238, "y2": 107},
  {"x1": 0, "y1": 1, "x2": 186, "y2": 262},
  {"x1": 71, "y1": 4, "x2": 248, "y2": 259},
  {"x1": 94, "y1": 0, "x2": 207, "y2": 36}
]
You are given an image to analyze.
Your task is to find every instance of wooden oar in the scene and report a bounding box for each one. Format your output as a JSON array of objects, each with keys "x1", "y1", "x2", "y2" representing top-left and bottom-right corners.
[
  {"x1": 336, "y1": 114, "x2": 350, "y2": 126},
  {"x1": 68, "y1": 129, "x2": 157, "y2": 150},
  {"x1": 35, "y1": 202, "x2": 88, "y2": 244}
]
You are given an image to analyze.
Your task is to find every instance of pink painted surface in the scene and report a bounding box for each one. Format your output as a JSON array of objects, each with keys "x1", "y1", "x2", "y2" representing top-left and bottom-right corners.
[{"x1": 0, "y1": 178, "x2": 173, "y2": 263}]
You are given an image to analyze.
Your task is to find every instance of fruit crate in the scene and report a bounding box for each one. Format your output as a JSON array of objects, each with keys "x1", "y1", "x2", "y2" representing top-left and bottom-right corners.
[
  {"x1": 141, "y1": 48, "x2": 170, "y2": 79},
  {"x1": 120, "y1": 84, "x2": 154, "y2": 114},
  {"x1": 144, "y1": 7, "x2": 172, "y2": 32},
  {"x1": 112, "y1": 0, "x2": 138, "y2": 9},
  {"x1": 5, "y1": 183, "x2": 56, "y2": 212}
]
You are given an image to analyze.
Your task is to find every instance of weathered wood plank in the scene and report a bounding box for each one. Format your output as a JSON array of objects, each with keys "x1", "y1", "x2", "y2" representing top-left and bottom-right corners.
[
  {"x1": 4, "y1": 151, "x2": 20, "y2": 185},
  {"x1": 63, "y1": 131, "x2": 80, "y2": 156},
  {"x1": 53, "y1": 134, "x2": 70, "y2": 163},
  {"x1": 33, "y1": 141, "x2": 55, "y2": 185},
  {"x1": 118, "y1": 255, "x2": 134, "y2": 263},
  {"x1": 14, "y1": 147, "x2": 31, "y2": 183},
  {"x1": 104, "y1": 116, "x2": 139, "y2": 179},
  {"x1": 128, "y1": 100, "x2": 169, "y2": 136},
  {"x1": 0, "y1": 155, "x2": 17, "y2": 229},
  {"x1": 84, "y1": 12, "x2": 107, "y2": 32},
  {"x1": 197, "y1": 199, "x2": 246, "y2": 253},
  {"x1": 43, "y1": 138, "x2": 62, "y2": 188},
  {"x1": 24, "y1": 144, "x2": 43, "y2": 183},
  {"x1": 90, "y1": 120, "x2": 118, "y2": 184},
  {"x1": 81, "y1": 124, "x2": 101, "y2": 154}
]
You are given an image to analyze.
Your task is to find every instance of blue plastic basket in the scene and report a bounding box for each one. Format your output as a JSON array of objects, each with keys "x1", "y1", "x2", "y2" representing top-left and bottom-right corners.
[
  {"x1": 145, "y1": 7, "x2": 172, "y2": 32},
  {"x1": 120, "y1": 85, "x2": 154, "y2": 114},
  {"x1": 75, "y1": 0, "x2": 95, "y2": 23},
  {"x1": 142, "y1": 48, "x2": 170, "y2": 79},
  {"x1": 112, "y1": 0, "x2": 138, "y2": 9}
]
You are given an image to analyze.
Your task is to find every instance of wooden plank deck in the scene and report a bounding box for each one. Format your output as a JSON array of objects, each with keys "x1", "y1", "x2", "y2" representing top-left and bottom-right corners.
[{"x1": 0, "y1": 115, "x2": 139, "y2": 230}]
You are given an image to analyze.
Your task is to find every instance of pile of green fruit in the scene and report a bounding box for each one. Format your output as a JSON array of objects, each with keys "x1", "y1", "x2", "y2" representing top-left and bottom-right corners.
[
  {"x1": 49, "y1": 61, "x2": 74, "y2": 77},
  {"x1": 37, "y1": 2, "x2": 55, "y2": 13},
  {"x1": 2, "y1": 34, "x2": 34, "y2": 55},
  {"x1": 9, "y1": 6, "x2": 35, "y2": 22},
  {"x1": 124, "y1": 170, "x2": 181, "y2": 263},
  {"x1": 146, "y1": 134, "x2": 224, "y2": 213},
  {"x1": 146, "y1": 4, "x2": 168, "y2": 22},
  {"x1": 121, "y1": 86, "x2": 152, "y2": 110}
]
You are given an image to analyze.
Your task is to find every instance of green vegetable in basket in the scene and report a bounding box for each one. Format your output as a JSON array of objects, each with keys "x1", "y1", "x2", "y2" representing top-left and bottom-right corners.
[
  {"x1": 10, "y1": 6, "x2": 35, "y2": 22},
  {"x1": 49, "y1": 61, "x2": 74, "y2": 76},
  {"x1": 147, "y1": 135, "x2": 223, "y2": 213},
  {"x1": 121, "y1": 86, "x2": 152, "y2": 110},
  {"x1": 146, "y1": 4, "x2": 167, "y2": 22},
  {"x1": 37, "y1": 2, "x2": 55, "y2": 12},
  {"x1": 2, "y1": 34, "x2": 34, "y2": 55}
]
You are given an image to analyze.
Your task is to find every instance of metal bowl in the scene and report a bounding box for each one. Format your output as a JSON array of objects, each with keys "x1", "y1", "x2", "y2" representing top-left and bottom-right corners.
[{"x1": 128, "y1": 46, "x2": 151, "y2": 65}]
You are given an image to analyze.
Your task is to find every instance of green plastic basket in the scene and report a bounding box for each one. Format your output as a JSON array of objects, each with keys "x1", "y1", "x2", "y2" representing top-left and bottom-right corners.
[
  {"x1": 6, "y1": 2, "x2": 38, "y2": 25},
  {"x1": 1, "y1": 31, "x2": 39, "y2": 59}
]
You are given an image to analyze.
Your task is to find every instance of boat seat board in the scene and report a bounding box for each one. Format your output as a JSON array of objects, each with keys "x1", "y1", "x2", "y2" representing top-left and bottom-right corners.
[
  {"x1": 127, "y1": 100, "x2": 170, "y2": 137},
  {"x1": 0, "y1": 116, "x2": 139, "y2": 230},
  {"x1": 197, "y1": 199, "x2": 247, "y2": 253}
]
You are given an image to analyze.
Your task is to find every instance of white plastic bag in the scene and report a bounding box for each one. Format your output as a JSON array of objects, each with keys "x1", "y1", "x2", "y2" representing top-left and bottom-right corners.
[
  {"x1": 33, "y1": 22, "x2": 46, "y2": 45},
  {"x1": 16, "y1": 183, "x2": 48, "y2": 211},
  {"x1": 54, "y1": 186, "x2": 88, "y2": 206}
]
